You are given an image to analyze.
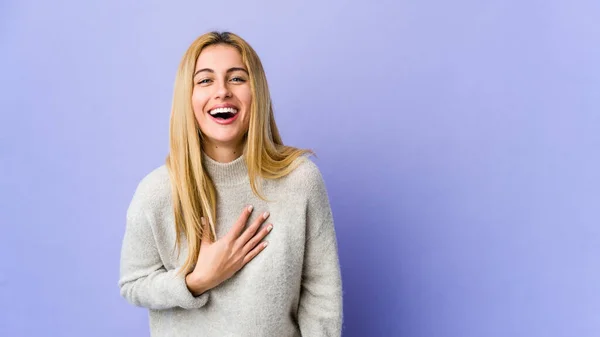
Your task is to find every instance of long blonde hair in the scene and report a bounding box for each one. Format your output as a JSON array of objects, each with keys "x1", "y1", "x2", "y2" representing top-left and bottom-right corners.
[{"x1": 166, "y1": 31, "x2": 312, "y2": 275}]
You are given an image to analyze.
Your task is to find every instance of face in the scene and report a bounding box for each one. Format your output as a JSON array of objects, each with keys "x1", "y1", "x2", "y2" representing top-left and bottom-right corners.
[{"x1": 192, "y1": 44, "x2": 252, "y2": 150}]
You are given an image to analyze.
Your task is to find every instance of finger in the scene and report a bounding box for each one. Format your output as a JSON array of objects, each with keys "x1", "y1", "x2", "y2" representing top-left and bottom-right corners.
[
  {"x1": 200, "y1": 217, "x2": 212, "y2": 244},
  {"x1": 243, "y1": 240, "x2": 269, "y2": 265},
  {"x1": 237, "y1": 211, "x2": 270, "y2": 246},
  {"x1": 243, "y1": 223, "x2": 273, "y2": 255},
  {"x1": 225, "y1": 205, "x2": 254, "y2": 241}
]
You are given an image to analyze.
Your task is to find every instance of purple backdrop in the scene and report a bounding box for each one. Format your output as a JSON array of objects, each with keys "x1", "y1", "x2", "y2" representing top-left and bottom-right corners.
[{"x1": 1, "y1": 0, "x2": 599, "y2": 336}]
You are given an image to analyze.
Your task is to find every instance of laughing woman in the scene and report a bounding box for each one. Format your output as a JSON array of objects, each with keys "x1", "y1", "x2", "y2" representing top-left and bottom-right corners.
[{"x1": 118, "y1": 31, "x2": 343, "y2": 337}]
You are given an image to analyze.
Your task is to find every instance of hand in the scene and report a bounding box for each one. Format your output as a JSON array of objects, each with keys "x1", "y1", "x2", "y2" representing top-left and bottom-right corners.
[{"x1": 185, "y1": 205, "x2": 272, "y2": 296}]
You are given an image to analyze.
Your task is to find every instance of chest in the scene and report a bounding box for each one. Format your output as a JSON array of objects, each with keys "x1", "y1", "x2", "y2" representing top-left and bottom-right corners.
[{"x1": 154, "y1": 184, "x2": 309, "y2": 276}]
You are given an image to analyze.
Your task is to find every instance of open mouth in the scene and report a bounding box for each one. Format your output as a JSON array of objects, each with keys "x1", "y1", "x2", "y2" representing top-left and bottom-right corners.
[{"x1": 209, "y1": 107, "x2": 238, "y2": 121}]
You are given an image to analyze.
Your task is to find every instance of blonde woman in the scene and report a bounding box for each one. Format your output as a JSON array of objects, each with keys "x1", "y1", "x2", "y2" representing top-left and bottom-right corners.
[{"x1": 118, "y1": 31, "x2": 343, "y2": 336}]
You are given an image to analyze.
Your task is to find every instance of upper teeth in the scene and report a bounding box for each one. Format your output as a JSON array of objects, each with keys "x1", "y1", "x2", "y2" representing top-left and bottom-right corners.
[{"x1": 209, "y1": 107, "x2": 238, "y2": 115}]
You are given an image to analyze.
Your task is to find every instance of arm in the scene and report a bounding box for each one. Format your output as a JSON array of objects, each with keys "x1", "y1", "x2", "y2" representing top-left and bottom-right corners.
[
  {"x1": 118, "y1": 194, "x2": 209, "y2": 310},
  {"x1": 298, "y1": 165, "x2": 343, "y2": 336}
]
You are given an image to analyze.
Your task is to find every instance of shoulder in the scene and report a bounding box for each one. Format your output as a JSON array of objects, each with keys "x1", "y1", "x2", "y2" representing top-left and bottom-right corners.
[
  {"x1": 281, "y1": 155, "x2": 328, "y2": 195},
  {"x1": 127, "y1": 165, "x2": 172, "y2": 216}
]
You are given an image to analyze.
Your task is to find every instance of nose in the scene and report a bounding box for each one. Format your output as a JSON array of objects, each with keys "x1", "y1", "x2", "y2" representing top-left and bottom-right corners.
[{"x1": 214, "y1": 80, "x2": 232, "y2": 99}]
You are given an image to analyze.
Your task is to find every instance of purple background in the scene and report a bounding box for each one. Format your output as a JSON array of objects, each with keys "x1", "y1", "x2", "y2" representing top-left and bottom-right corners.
[{"x1": 1, "y1": 0, "x2": 599, "y2": 336}]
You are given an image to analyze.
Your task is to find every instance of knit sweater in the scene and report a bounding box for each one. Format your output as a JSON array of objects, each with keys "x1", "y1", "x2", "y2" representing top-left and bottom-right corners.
[{"x1": 118, "y1": 152, "x2": 343, "y2": 337}]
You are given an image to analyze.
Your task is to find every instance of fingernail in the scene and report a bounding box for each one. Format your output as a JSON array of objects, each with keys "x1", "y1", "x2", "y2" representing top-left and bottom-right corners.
[
  {"x1": 247, "y1": 205, "x2": 253, "y2": 212},
  {"x1": 263, "y1": 211, "x2": 270, "y2": 219},
  {"x1": 263, "y1": 241, "x2": 269, "y2": 247},
  {"x1": 267, "y1": 224, "x2": 273, "y2": 232}
]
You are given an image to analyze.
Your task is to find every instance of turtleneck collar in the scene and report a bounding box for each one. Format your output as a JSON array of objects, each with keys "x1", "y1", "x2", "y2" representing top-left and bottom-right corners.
[{"x1": 201, "y1": 151, "x2": 249, "y2": 186}]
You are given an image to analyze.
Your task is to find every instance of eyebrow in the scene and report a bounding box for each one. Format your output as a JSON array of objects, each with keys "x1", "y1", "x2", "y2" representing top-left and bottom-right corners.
[{"x1": 193, "y1": 67, "x2": 249, "y2": 78}]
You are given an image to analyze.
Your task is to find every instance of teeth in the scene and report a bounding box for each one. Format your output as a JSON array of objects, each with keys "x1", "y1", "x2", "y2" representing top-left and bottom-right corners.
[{"x1": 209, "y1": 107, "x2": 238, "y2": 115}]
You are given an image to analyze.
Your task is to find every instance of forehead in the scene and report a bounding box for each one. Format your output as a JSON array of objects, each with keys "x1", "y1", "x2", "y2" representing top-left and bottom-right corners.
[{"x1": 195, "y1": 44, "x2": 244, "y2": 70}]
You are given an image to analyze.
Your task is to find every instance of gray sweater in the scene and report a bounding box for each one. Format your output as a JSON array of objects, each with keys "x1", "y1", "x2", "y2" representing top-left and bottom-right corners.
[{"x1": 118, "y1": 153, "x2": 343, "y2": 337}]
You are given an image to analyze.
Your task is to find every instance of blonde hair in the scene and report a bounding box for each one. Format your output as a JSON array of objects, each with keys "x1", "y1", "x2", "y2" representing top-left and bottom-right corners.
[{"x1": 166, "y1": 31, "x2": 313, "y2": 275}]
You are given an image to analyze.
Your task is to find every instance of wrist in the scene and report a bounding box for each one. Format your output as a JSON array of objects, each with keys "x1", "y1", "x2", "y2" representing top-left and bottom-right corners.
[{"x1": 185, "y1": 272, "x2": 208, "y2": 297}]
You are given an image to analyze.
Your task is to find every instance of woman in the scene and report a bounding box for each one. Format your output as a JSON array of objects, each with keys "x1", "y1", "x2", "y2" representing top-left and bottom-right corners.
[{"x1": 118, "y1": 31, "x2": 343, "y2": 336}]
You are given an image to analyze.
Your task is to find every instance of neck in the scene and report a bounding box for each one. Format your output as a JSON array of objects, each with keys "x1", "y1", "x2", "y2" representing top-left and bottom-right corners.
[
  {"x1": 202, "y1": 140, "x2": 245, "y2": 163},
  {"x1": 201, "y1": 149, "x2": 248, "y2": 186}
]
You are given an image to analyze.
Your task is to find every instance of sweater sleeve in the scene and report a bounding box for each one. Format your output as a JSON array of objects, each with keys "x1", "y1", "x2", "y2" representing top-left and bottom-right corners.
[
  {"x1": 118, "y1": 190, "x2": 209, "y2": 310},
  {"x1": 297, "y1": 164, "x2": 343, "y2": 336}
]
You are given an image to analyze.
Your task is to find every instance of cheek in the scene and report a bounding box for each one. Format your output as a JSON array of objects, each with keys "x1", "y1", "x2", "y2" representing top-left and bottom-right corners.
[
  {"x1": 240, "y1": 90, "x2": 252, "y2": 125},
  {"x1": 239, "y1": 88, "x2": 253, "y2": 114},
  {"x1": 244, "y1": 90, "x2": 253, "y2": 107},
  {"x1": 233, "y1": 84, "x2": 251, "y2": 107},
  {"x1": 191, "y1": 90, "x2": 209, "y2": 116}
]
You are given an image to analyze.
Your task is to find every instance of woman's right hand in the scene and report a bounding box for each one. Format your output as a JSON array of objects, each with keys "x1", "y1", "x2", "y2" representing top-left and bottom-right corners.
[{"x1": 185, "y1": 205, "x2": 272, "y2": 296}]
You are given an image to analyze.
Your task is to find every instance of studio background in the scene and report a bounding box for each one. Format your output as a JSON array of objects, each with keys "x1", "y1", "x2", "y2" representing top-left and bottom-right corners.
[{"x1": 1, "y1": 0, "x2": 598, "y2": 336}]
